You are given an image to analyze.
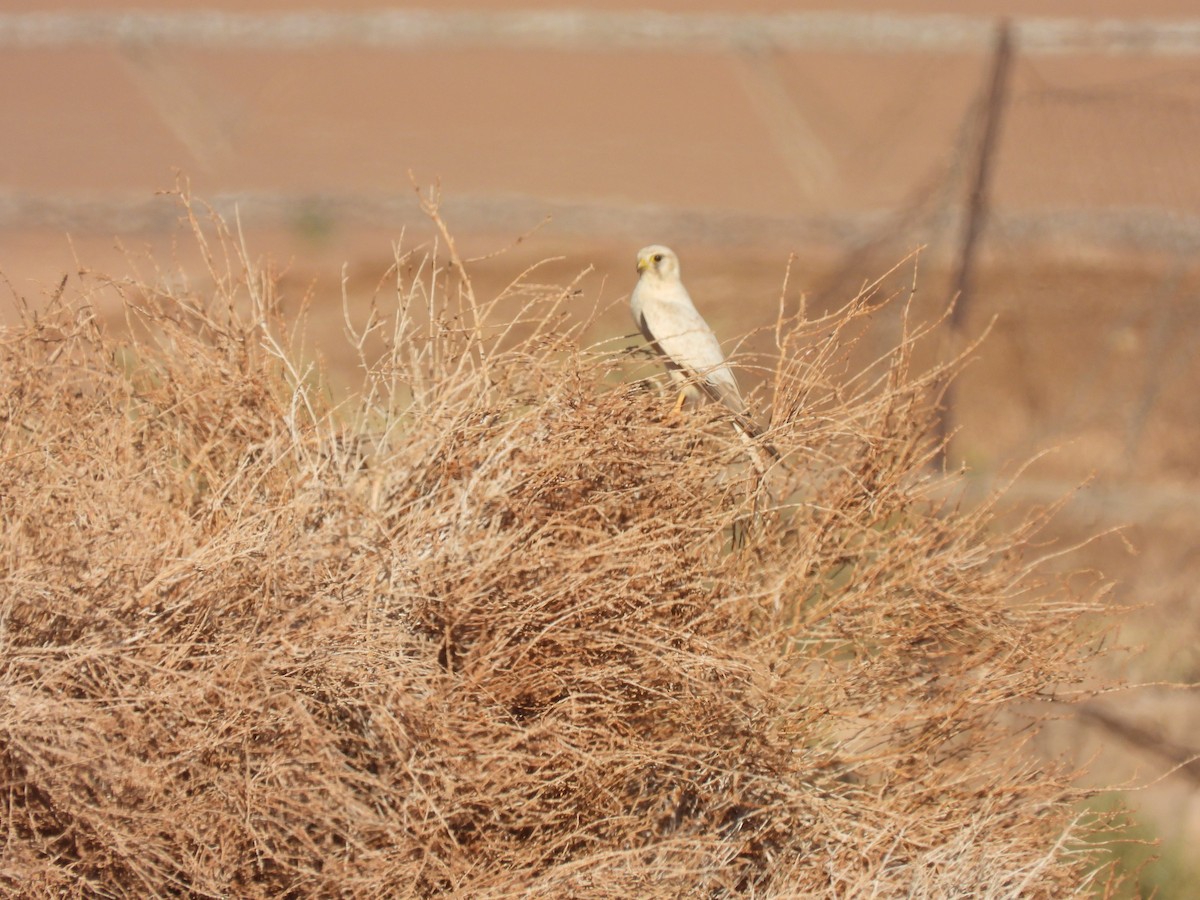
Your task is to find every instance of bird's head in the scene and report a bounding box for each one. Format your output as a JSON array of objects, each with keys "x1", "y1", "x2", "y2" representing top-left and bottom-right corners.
[{"x1": 635, "y1": 245, "x2": 680, "y2": 281}]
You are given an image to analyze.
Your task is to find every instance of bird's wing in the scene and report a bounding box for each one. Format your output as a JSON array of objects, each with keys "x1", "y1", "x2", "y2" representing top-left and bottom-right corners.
[{"x1": 638, "y1": 286, "x2": 745, "y2": 413}]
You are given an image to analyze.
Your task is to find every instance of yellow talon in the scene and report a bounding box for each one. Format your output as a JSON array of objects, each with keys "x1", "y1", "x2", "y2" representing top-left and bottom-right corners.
[
  {"x1": 669, "y1": 389, "x2": 688, "y2": 418},
  {"x1": 672, "y1": 391, "x2": 691, "y2": 420}
]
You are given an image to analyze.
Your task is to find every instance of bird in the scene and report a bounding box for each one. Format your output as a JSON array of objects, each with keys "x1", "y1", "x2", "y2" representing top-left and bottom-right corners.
[
  {"x1": 631, "y1": 244, "x2": 747, "y2": 416},
  {"x1": 631, "y1": 245, "x2": 778, "y2": 459}
]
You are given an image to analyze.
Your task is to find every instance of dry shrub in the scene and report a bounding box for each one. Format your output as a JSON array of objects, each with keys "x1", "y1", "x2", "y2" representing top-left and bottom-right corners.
[{"x1": 0, "y1": 199, "x2": 1119, "y2": 897}]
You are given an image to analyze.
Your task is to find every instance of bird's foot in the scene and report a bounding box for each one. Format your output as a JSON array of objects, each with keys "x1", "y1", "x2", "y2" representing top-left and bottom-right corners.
[{"x1": 664, "y1": 390, "x2": 688, "y2": 424}]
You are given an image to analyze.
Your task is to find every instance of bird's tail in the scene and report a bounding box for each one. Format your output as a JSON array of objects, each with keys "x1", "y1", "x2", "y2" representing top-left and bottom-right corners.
[{"x1": 731, "y1": 414, "x2": 781, "y2": 463}]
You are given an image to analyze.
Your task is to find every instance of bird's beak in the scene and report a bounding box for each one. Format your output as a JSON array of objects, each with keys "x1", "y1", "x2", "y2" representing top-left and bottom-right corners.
[{"x1": 636, "y1": 256, "x2": 649, "y2": 273}]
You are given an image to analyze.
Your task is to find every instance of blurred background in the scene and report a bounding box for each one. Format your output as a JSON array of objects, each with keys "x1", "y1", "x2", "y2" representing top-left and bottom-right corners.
[{"x1": 3, "y1": 1, "x2": 1199, "y2": 892}]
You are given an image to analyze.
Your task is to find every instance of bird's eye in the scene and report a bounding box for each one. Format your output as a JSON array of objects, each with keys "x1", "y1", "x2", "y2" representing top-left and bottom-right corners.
[{"x1": 653, "y1": 253, "x2": 663, "y2": 263}]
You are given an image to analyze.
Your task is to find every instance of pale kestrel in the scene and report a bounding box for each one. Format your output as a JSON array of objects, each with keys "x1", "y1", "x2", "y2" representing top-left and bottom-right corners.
[
  {"x1": 631, "y1": 245, "x2": 778, "y2": 461},
  {"x1": 631, "y1": 244, "x2": 747, "y2": 415}
]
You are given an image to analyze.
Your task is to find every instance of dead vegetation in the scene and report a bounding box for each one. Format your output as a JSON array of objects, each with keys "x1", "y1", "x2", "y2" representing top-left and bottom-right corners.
[{"x1": 0, "y1": 197, "x2": 1122, "y2": 897}]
